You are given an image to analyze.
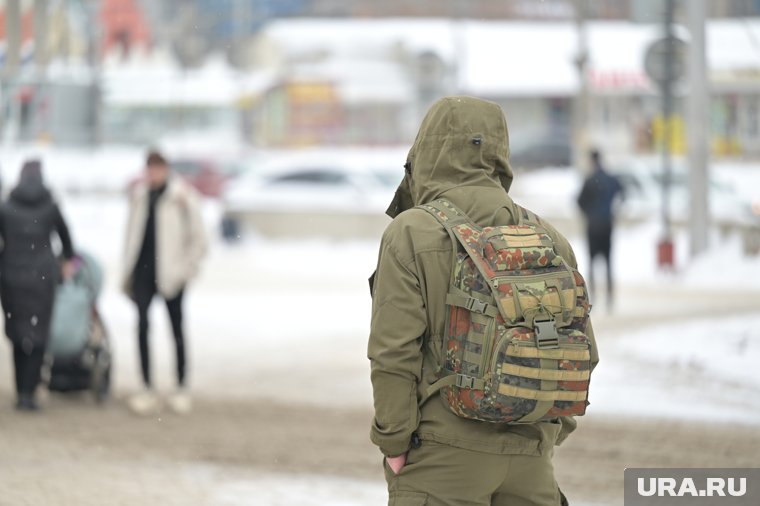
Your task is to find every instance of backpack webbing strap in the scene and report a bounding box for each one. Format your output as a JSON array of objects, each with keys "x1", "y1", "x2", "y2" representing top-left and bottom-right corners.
[
  {"x1": 418, "y1": 199, "x2": 503, "y2": 315},
  {"x1": 417, "y1": 198, "x2": 470, "y2": 226},
  {"x1": 446, "y1": 290, "x2": 501, "y2": 318},
  {"x1": 417, "y1": 200, "x2": 469, "y2": 285},
  {"x1": 424, "y1": 372, "x2": 486, "y2": 399}
]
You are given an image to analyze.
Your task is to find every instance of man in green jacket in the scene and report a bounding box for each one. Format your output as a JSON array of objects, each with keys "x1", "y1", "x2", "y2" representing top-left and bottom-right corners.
[{"x1": 368, "y1": 96, "x2": 599, "y2": 506}]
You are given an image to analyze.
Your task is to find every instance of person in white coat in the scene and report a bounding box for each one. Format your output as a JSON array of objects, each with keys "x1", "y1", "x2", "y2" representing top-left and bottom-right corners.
[{"x1": 123, "y1": 151, "x2": 207, "y2": 415}]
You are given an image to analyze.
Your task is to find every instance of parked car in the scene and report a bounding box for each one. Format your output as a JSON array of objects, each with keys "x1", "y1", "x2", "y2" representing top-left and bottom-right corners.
[
  {"x1": 220, "y1": 148, "x2": 405, "y2": 239},
  {"x1": 509, "y1": 157, "x2": 756, "y2": 235},
  {"x1": 509, "y1": 134, "x2": 572, "y2": 170},
  {"x1": 611, "y1": 157, "x2": 754, "y2": 226}
]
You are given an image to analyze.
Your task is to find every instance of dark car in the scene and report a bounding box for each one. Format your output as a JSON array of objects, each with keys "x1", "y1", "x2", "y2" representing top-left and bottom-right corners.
[{"x1": 509, "y1": 135, "x2": 572, "y2": 170}]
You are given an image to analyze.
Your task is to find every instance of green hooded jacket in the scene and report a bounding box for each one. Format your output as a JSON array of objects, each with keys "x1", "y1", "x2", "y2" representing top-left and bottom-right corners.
[{"x1": 368, "y1": 96, "x2": 599, "y2": 458}]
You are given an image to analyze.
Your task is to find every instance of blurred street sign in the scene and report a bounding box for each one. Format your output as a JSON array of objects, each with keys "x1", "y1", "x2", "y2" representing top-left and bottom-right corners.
[{"x1": 644, "y1": 36, "x2": 688, "y2": 86}]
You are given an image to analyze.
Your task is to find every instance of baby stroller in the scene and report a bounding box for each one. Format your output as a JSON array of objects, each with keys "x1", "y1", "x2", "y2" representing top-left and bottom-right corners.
[{"x1": 46, "y1": 252, "x2": 112, "y2": 403}]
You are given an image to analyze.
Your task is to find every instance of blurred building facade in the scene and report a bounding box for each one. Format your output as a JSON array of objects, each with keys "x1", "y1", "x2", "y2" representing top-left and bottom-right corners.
[
  {"x1": 3, "y1": 0, "x2": 760, "y2": 156},
  {"x1": 0, "y1": 0, "x2": 98, "y2": 144},
  {"x1": 242, "y1": 18, "x2": 760, "y2": 159},
  {"x1": 232, "y1": 0, "x2": 760, "y2": 21},
  {"x1": 101, "y1": 0, "x2": 151, "y2": 58}
]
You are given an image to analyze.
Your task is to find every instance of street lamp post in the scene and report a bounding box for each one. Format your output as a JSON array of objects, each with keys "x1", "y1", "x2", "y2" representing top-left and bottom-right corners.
[
  {"x1": 687, "y1": 0, "x2": 710, "y2": 257},
  {"x1": 657, "y1": 0, "x2": 676, "y2": 269},
  {"x1": 573, "y1": 0, "x2": 590, "y2": 173}
]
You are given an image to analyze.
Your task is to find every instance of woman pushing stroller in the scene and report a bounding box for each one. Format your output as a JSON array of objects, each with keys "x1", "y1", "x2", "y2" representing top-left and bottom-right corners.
[{"x1": 0, "y1": 160, "x2": 75, "y2": 411}]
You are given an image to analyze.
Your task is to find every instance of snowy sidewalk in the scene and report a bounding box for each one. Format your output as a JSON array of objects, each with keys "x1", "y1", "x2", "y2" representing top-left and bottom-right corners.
[{"x1": 1, "y1": 195, "x2": 758, "y2": 506}]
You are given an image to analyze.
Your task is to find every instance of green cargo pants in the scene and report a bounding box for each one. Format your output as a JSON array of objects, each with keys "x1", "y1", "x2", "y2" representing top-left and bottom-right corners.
[{"x1": 383, "y1": 439, "x2": 564, "y2": 506}]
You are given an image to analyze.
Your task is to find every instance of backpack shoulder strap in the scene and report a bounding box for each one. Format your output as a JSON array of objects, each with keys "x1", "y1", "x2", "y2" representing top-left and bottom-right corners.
[
  {"x1": 418, "y1": 200, "x2": 506, "y2": 336},
  {"x1": 514, "y1": 202, "x2": 544, "y2": 228},
  {"x1": 416, "y1": 199, "x2": 497, "y2": 399},
  {"x1": 417, "y1": 198, "x2": 471, "y2": 228},
  {"x1": 417, "y1": 199, "x2": 498, "y2": 284},
  {"x1": 416, "y1": 199, "x2": 472, "y2": 286}
]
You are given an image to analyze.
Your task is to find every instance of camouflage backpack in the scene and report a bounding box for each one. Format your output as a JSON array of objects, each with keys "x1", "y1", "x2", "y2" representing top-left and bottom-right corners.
[{"x1": 419, "y1": 199, "x2": 592, "y2": 424}]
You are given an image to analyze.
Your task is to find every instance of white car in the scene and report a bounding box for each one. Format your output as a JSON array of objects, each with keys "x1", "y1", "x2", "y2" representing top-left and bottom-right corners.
[
  {"x1": 221, "y1": 148, "x2": 406, "y2": 238},
  {"x1": 612, "y1": 157, "x2": 754, "y2": 227}
]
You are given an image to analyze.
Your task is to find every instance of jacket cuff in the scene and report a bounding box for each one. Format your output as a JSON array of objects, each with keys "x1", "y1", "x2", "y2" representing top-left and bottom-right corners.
[{"x1": 370, "y1": 423, "x2": 413, "y2": 457}]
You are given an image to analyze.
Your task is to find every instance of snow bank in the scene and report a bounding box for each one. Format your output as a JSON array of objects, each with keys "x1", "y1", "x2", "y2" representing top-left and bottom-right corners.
[{"x1": 590, "y1": 315, "x2": 760, "y2": 423}]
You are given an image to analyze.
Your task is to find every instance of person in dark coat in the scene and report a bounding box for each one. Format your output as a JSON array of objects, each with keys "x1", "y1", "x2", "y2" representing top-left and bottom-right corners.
[
  {"x1": 0, "y1": 160, "x2": 75, "y2": 411},
  {"x1": 577, "y1": 150, "x2": 623, "y2": 309}
]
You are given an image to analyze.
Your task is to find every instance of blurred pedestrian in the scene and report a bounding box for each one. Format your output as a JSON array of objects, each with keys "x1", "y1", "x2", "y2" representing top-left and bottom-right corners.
[
  {"x1": 0, "y1": 160, "x2": 75, "y2": 411},
  {"x1": 577, "y1": 149, "x2": 623, "y2": 309},
  {"x1": 122, "y1": 150, "x2": 207, "y2": 415},
  {"x1": 368, "y1": 97, "x2": 597, "y2": 505}
]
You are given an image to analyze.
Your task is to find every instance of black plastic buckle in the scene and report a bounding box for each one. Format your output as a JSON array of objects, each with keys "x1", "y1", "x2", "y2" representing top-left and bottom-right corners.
[{"x1": 466, "y1": 298, "x2": 489, "y2": 314}]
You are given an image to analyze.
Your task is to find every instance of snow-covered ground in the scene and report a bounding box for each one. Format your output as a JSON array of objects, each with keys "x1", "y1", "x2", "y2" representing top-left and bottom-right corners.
[
  {"x1": 590, "y1": 314, "x2": 760, "y2": 423},
  {"x1": 213, "y1": 471, "x2": 387, "y2": 506},
  {"x1": 210, "y1": 470, "x2": 605, "y2": 506},
  {"x1": 1, "y1": 152, "x2": 758, "y2": 505}
]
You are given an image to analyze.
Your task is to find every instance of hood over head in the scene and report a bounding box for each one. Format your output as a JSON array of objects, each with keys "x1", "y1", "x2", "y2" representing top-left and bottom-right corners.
[
  {"x1": 10, "y1": 159, "x2": 51, "y2": 206},
  {"x1": 386, "y1": 96, "x2": 513, "y2": 218}
]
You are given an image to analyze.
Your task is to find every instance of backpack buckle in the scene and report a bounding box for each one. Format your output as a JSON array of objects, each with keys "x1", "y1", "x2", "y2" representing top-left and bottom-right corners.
[
  {"x1": 455, "y1": 374, "x2": 477, "y2": 389},
  {"x1": 466, "y1": 298, "x2": 489, "y2": 314},
  {"x1": 534, "y1": 320, "x2": 560, "y2": 349}
]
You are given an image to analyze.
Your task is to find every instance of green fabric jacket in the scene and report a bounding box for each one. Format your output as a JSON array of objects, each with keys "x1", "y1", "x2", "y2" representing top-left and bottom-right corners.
[{"x1": 368, "y1": 96, "x2": 599, "y2": 458}]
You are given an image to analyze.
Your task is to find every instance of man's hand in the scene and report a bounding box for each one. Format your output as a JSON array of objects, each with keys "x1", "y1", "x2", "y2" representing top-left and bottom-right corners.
[{"x1": 386, "y1": 453, "x2": 408, "y2": 475}]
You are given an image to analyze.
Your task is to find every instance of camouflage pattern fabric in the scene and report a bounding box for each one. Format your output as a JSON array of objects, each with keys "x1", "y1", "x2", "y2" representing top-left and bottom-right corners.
[{"x1": 419, "y1": 199, "x2": 592, "y2": 423}]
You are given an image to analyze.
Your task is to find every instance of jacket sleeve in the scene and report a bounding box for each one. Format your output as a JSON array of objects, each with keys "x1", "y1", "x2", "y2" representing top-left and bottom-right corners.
[
  {"x1": 53, "y1": 204, "x2": 75, "y2": 260},
  {"x1": 184, "y1": 189, "x2": 208, "y2": 276},
  {"x1": 576, "y1": 178, "x2": 590, "y2": 214},
  {"x1": 368, "y1": 232, "x2": 427, "y2": 457}
]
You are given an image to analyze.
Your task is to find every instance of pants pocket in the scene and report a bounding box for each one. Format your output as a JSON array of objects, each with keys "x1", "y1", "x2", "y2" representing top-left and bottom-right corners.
[
  {"x1": 383, "y1": 457, "x2": 395, "y2": 481},
  {"x1": 390, "y1": 490, "x2": 428, "y2": 506}
]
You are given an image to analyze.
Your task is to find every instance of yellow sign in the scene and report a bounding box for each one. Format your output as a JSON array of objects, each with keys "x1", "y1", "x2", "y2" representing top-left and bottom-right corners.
[
  {"x1": 286, "y1": 83, "x2": 336, "y2": 103},
  {"x1": 651, "y1": 115, "x2": 685, "y2": 155}
]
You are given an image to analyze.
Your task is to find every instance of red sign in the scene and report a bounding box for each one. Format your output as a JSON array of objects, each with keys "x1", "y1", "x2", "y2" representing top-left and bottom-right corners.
[{"x1": 589, "y1": 69, "x2": 651, "y2": 91}]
